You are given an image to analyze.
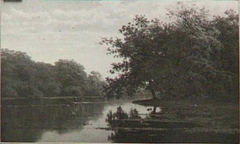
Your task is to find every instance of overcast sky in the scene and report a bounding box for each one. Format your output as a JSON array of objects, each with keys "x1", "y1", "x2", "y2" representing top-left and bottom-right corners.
[{"x1": 1, "y1": 0, "x2": 238, "y2": 78}]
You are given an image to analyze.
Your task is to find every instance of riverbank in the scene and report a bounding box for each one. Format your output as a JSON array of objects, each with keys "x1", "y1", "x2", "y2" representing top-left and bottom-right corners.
[{"x1": 132, "y1": 98, "x2": 239, "y2": 135}]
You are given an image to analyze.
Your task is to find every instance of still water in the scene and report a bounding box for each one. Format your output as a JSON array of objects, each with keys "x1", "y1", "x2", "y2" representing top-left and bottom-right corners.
[
  {"x1": 1, "y1": 101, "x2": 149, "y2": 142},
  {"x1": 2, "y1": 100, "x2": 238, "y2": 143}
]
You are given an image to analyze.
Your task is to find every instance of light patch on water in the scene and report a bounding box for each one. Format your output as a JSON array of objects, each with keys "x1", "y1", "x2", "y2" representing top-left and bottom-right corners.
[
  {"x1": 39, "y1": 128, "x2": 112, "y2": 142},
  {"x1": 38, "y1": 102, "x2": 150, "y2": 142}
]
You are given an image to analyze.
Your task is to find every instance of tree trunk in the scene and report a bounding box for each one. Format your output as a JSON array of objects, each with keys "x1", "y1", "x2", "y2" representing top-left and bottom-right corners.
[
  {"x1": 152, "y1": 106, "x2": 157, "y2": 114},
  {"x1": 149, "y1": 80, "x2": 157, "y2": 99},
  {"x1": 149, "y1": 81, "x2": 157, "y2": 114}
]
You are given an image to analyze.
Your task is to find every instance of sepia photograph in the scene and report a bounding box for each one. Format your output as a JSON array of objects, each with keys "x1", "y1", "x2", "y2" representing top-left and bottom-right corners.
[{"x1": 1, "y1": 0, "x2": 239, "y2": 143}]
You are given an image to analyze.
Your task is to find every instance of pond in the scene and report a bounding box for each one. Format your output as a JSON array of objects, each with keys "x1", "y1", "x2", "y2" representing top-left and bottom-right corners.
[
  {"x1": 38, "y1": 101, "x2": 151, "y2": 142},
  {"x1": 1, "y1": 100, "x2": 238, "y2": 143},
  {"x1": 1, "y1": 101, "x2": 149, "y2": 143}
]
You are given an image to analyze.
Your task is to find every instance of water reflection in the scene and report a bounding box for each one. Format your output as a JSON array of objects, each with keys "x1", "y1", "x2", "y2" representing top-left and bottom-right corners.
[
  {"x1": 1, "y1": 102, "x2": 105, "y2": 142},
  {"x1": 2, "y1": 102, "x2": 237, "y2": 143},
  {"x1": 39, "y1": 102, "x2": 147, "y2": 143},
  {"x1": 2, "y1": 101, "x2": 148, "y2": 142},
  {"x1": 37, "y1": 102, "x2": 148, "y2": 142}
]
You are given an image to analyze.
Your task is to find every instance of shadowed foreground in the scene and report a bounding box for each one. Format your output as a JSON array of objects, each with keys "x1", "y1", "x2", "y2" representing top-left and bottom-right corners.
[{"x1": 106, "y1": 99, "x2": 239, "y2": 143}]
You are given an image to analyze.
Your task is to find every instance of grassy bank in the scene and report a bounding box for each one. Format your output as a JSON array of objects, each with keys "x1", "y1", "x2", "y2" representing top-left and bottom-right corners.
[{"x1": 132, "y1": 98, "x2": 239, "y2": 134}]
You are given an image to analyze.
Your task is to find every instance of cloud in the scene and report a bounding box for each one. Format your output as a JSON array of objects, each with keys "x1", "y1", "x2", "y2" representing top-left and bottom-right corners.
[{"x1": 1, "y1": 1, "x2": 238, "y2": 78}]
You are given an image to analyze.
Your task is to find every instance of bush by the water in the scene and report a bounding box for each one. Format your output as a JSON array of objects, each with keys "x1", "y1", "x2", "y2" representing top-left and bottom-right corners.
[{"x1": 106, "y1": 106, "x2": 141, "y2": 123}]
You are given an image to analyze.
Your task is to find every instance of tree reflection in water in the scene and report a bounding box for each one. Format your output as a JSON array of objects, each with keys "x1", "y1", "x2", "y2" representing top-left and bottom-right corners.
[{"x1": 1, "y1": 103, "x2": 105, "y2": 142}]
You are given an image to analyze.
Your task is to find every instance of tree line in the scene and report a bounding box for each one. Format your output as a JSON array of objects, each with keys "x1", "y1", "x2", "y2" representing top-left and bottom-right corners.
[
  {"x1": 1, "y1": 49, "x2": 106, "y2": 98},
  {"x1": 100, "y1": 3, "x2": 238, "y2": 102}
]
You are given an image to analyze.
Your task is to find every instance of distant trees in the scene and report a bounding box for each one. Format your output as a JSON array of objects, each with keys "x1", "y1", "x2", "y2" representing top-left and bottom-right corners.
[
  {"x1": 54, "y1": 59, "x2": 88, "y2": 96},
  {"x1": 34, "y1": 62, "x2": 61, "y2": 97},
  {"x1": 100, "y1": 3, "x2": 238, "y2": 102},
  {"x1": 1, "y1": 49, "x2": 43, "y2": 98},
  {"x1": 1, "y1": 49, "x2": 106, "y2": 98},
  {"x1": 86, "y1": 71, "x2": 106, "y2": 96}
]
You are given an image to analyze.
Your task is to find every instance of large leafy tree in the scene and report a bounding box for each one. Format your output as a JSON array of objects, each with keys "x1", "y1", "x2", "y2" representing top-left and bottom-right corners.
[
  {"x1": 101, "y1": 15, "x2": 168, "y2": 99},
  {"x1": 101, "y1": 3, "x2": 238, "y2": 101},
  {"x1": 161, "y1": 4, "x2": 223, "y2": 99},
  {"x1": 212, "y1": 9, "x2": 239, "y2": 73},
  {"x1": 207, "y1": 9, "x2": 239, "y2": 101}
]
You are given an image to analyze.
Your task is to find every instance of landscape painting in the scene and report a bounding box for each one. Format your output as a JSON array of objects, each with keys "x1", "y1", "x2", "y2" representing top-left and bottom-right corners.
[{"x1": 1, "y1": 0, "x2": 239, "y2": 143}]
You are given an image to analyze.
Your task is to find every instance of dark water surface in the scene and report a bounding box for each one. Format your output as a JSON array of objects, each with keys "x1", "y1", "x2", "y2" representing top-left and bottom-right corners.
[
  {"x1": 1, "y1": 101, "x2": 147, "y2": 142},
  {"x1": 1, "y1": 100, "x2": 238, "y2": 143}
]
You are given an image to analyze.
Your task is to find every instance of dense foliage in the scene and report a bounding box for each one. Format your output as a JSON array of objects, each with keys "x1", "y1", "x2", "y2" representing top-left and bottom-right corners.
[
  {"x1": 1, "y1": 49, "x2": 106, "y2": 98},
  {"x1": 100, "y1": 3, "x2": 238, "y2": 102}
]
